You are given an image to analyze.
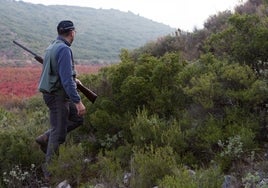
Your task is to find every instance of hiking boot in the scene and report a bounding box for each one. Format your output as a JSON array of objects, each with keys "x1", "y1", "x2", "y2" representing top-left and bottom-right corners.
[{"x1": 35, "y1": 134, "x2": 48, "y2": 154}]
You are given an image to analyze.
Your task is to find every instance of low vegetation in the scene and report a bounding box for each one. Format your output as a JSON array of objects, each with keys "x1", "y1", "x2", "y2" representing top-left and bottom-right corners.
[{"x1": 1, "y1": 0, "x2": 268, "y2": 187}]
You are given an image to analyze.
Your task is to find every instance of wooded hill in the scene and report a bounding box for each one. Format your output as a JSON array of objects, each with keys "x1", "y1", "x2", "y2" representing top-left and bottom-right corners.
[{"x1": 0, "y1": 0, "x2": 174, "y2": 64}]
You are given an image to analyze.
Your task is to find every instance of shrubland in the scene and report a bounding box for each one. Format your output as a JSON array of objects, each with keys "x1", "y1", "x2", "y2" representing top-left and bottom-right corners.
[{"x1": 1, "y1": 0, "x2": 268, "y2": 187}]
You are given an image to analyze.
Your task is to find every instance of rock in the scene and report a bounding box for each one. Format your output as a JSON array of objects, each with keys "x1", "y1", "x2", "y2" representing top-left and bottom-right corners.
[
  {"x1": 123, "y1": 172, "x2": 131, "y2": 186},
  {"x1": 258, "y1": 178, "x2": 268, "y2": 187},
  {"x1": 94, "y1": 184, "x2": 105, "y2": 188},
  {"x1": 56, "y1": 180, "x2": 71, "y2": 188},
  {"x1": 222, "y1": 175, "x2": 238, "y2": 188}
]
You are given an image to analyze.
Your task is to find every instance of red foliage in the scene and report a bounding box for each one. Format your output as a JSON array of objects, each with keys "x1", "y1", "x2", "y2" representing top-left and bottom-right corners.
[{"x1": 0, "y1": 65, "x2": 102, "y2": 103}]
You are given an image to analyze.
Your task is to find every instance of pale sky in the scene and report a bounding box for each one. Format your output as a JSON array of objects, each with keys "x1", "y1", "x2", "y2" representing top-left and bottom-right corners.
[{"x1": 20, "y1": 0, "x2": 243, "y2": 31}]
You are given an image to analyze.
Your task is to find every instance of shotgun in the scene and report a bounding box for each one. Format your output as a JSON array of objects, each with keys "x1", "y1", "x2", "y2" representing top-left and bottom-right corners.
[{"x1": 13, "y1": 40, "x2": 97, "y2": 103}]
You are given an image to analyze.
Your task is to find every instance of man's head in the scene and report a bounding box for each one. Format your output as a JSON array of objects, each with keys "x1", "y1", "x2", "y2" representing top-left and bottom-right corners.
[
  {"x1": 57, "y1": 20, "x2": 76, "y2": 43},
  {"x1": 57, "y1": 20, "x2": 75, "y2": 34}
]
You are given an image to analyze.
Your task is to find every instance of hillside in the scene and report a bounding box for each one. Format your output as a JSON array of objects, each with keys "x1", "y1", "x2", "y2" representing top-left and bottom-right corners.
[{"x1": 0, "y1": 0, "x2": 174, "y2": 64}]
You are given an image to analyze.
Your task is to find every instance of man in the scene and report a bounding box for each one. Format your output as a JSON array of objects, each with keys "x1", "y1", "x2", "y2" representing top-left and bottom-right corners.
[{"x1": 36, "y1": 20, "x2": 86, "y2": 180}]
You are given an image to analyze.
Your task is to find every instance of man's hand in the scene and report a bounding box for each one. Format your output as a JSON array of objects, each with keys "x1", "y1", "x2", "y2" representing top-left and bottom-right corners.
[{"x1": 75, "y1": 101, "x2": 86, "y2": 116}]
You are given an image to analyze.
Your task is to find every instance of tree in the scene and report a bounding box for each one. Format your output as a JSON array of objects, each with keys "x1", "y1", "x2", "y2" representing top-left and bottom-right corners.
[{"x1": 206, "y1": 13, "x2": 268, "y2": 77}]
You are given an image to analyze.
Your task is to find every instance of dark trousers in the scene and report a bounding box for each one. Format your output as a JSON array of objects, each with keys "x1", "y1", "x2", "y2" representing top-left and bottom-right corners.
[{"x1": 42, "y1": 93, "x2": 84, "y2": 166}]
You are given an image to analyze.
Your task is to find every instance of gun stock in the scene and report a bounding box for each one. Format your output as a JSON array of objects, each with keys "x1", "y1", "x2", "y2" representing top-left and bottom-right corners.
[
  {"x1": 77, "y1": 82, "x2": 97, "y2": 103},
  {"x1": 13, "y1": 40, "x2": 97, "y2": 103}
]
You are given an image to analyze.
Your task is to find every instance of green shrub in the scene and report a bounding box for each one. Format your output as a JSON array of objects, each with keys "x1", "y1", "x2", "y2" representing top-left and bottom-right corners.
[
  {"x1": 130, "y1": 146, "x2": 177, "y2": 188},
  {"x1": 93, "y1": 150, "x2": 124, "y2": 187},
  {"x1": 130, "y1": 109, "x2": 166, "y2": 148},
  {"x1": 217, "y1": 123, "x2": 257, "y2": 172},
  {"x1": 0, "y1": 97, "x2": 49, "y2": 186},
  {"x1": 48, "y1": 143, "x2": 85, "y2": 186},
  {"x1": 159, "y1": 165, "x2": 223, "y2": 188},
  {"x1": 158, "y1": 167, "x2": 197, "y2": 188},
  {"x1": 0, "y1": 127, "x2": 43, "y2": 187},
  {"x1": 89, "y1": 109, "x2": 122, "y2": 148},
  {"x1": 196, "y1": 165, "x2": 223, "y2": 188},
  {"x1": 108, "y1": 144, "x2": 132, "y2": 169},
  {"x1": 0, "y1": 129, "x2": 42, "y2": 174},
  {"x1": 131, "y1": 109, "x2": 186, "y2": 153}
]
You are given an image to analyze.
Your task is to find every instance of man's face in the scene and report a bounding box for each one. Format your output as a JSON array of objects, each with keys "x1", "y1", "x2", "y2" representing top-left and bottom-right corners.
[{"x1": 70, "y1": 30, "x2": 76, "y2": 44}]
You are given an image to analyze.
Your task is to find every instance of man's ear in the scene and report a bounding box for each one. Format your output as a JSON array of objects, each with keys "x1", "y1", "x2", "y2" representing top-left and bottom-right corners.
[
  {"x1": 69, "y1": 31, "x2": 74, "y2": 37},
  {"x1": 72, "y1": 30, "x2": 76, "y2": 36}
]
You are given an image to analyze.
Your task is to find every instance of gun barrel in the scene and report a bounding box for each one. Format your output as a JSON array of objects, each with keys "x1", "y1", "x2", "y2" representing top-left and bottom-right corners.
[{"x1": 13, "y1": 40, "x2": 39, "y2": 57}]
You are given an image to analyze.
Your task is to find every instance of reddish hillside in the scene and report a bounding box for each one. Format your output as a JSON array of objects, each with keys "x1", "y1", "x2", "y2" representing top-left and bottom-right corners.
[{"x1": 0, "y1": 65, "x2": 101, "y2": 105}]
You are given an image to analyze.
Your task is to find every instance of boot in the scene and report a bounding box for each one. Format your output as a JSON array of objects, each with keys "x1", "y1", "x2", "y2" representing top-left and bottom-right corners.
[{"x1": 35, "y1": 134, "x2": 48, "y2": 154}]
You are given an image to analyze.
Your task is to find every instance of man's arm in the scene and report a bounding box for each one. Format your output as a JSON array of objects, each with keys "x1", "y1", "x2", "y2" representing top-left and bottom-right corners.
[
  {"x1": 57, "y1": 47, "x2": 81, "y2": 103},
  {"x1": 57, "y1": 47, "x2": 86, "y2": 116}
]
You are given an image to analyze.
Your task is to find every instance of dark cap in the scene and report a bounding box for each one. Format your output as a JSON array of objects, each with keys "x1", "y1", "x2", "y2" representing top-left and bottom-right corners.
[{"x1": 57, "y1": 20, "x2": 75, "y2": 34}]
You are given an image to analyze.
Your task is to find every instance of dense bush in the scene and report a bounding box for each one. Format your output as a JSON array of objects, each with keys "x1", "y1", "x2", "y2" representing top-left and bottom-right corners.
[
  {"x1": 130, "y1": 146, "x2": 177, "y2": 188},
  {"x1": 0, "y1": 97, "x2": 48, "y2": 187}
]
